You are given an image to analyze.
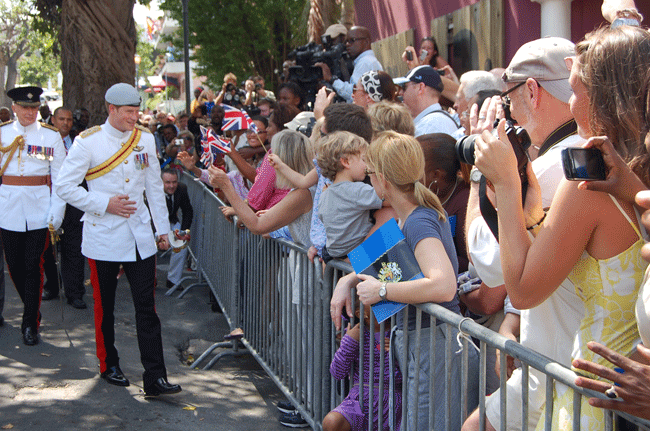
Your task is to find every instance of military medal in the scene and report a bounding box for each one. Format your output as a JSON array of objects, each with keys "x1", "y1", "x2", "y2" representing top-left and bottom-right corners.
[
  {"x1": 135, "y1": 153, "x2": 149, "y2": 170},
  {"x1": 27, "y1": 145, "x2": 54, "y2": 160}
]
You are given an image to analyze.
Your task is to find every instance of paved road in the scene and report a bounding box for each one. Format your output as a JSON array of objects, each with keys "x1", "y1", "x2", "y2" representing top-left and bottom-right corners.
[{"x1": 0, "y1": 253, "x2": 298, "y2": 430}]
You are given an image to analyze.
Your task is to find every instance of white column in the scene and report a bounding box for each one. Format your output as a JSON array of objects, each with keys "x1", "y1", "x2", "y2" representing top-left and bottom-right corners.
[{"x1": 532, "y1": 0, "x2": 572, "y2": 40}]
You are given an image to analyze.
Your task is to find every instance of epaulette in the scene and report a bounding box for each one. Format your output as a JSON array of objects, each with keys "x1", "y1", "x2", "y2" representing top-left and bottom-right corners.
[
  {"x1": 135, "y1": 124, "x2": 151, "y2": 134},
  {"x1": 41, "y1": 122, "x2": 59, "y2": 132},
  {"x1": 79, "y1": 125, "x2": 102, "y2": 139},
  {"x1": 0, "y1": 120, "x2": 14, "y2": 127}
]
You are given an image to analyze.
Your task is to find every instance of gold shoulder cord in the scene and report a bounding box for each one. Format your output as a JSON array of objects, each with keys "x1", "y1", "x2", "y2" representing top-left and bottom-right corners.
[{"x1": 0, "y1": 126, "x2": 26, "y2": 177}]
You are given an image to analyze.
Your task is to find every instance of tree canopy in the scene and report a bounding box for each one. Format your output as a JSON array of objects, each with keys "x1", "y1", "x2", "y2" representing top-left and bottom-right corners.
[{"x1": 159, "y1": 0, "x2": 309, "y2": 92}]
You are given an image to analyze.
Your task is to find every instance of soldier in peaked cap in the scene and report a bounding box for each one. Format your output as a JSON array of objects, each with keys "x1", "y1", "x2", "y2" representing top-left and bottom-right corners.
[
  {"x1": 0, "y1": 85, "x2": 66, "y2": 345},
  {"x1": 56, "y1": 83, "x2": 181, "y2": 396}
]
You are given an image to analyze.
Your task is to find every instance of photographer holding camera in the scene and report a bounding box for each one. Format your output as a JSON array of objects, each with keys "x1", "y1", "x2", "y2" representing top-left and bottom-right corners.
[
  {"x1": 461, "y1": 37, "x2": 585, "y2": 431},
  {"x1": 244, "y1": 75, "x2": 275, "y2": 107},
  {"x1": 215, "y1": 72, "x2": 246, "y2": 108},
  {"x1": 316, "y1": 26, "x2": 383, "y2": 103}
]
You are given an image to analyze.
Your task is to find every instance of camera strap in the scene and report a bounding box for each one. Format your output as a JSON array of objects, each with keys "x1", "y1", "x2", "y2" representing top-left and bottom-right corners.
[
  {"x1": 479, "y1": 176, "x2": 500, "y2": 241},
  {"x1": 423, "y1": 109, "x2": 461, "y2": 129},
  {"x1": 537, "y1": 119, "x2": 577, "y2": 157}
]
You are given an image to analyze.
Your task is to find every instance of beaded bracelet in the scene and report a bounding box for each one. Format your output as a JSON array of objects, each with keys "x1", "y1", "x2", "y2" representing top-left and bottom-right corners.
[{"x1": 526, "y1": 212, "x2": 547, "y2": 230}]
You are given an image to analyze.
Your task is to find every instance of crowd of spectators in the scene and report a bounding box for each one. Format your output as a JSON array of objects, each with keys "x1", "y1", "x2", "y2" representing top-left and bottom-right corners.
[{"x1": 67, "y1": 1, "x2": 646, "y2": 428}]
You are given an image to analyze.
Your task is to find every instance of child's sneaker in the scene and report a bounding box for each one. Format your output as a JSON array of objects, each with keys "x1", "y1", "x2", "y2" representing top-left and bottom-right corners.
[
  {"x1": 276, "y1": 400, "x2": 296, "y2": 414},
  {"x1": 279, "y1": 411, "x2": 308, "y2": 428}
]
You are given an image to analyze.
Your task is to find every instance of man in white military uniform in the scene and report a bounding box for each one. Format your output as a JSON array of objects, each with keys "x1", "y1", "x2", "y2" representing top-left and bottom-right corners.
[
  {"x1": 0, "y1": 86, "x2": 66, "y2": 346},
  {"x1": 56, "y1": 83, "x2": 181, "y2": 396}
]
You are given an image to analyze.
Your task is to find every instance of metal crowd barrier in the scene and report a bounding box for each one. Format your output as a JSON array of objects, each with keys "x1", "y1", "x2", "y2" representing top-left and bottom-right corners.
[{"x1": 178, "y1": 172, "x2": 650, "y2": 431}]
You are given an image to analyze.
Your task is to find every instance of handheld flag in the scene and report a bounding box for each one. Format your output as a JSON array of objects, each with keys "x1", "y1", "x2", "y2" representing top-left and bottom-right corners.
[
  {"x1": 221, "y1": 104, "x2": 258, "y2": 133},
  {"x1": 200, "y1": 126, "x2": 231, "y2": 166}
]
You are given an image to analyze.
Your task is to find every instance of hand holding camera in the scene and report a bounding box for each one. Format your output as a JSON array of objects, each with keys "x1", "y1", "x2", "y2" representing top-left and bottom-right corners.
[{"x1": 569, "y1": 136, "x2": 644, "y2": 204}]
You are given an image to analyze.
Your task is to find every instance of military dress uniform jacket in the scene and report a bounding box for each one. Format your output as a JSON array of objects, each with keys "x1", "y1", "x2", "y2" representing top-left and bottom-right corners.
[
  {"x1": 0, "y1": 120, "x2": 66, "y2": 231},
  {"x1": 56, "y1": 121, "x2": 169, "y2": 262}
]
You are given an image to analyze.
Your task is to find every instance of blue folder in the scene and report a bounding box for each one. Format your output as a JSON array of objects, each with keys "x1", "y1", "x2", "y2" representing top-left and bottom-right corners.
[{"x1": 349, "y1": 219, "x2": 423, "y2": 323}]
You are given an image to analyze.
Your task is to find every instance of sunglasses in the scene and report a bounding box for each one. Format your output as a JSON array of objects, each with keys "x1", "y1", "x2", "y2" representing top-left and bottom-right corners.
[{"x1": 345, "y1": 37, "x2": 368, "y2": 45}]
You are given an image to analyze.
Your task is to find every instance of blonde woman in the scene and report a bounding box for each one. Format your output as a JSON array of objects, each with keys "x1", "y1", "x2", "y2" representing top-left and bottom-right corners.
[
  {"x1": 331, "y1": 131, "x2": 478, "y2": 431},
  {"x1": 208, "y1": 129, "x2": 314, "y2": 240}
]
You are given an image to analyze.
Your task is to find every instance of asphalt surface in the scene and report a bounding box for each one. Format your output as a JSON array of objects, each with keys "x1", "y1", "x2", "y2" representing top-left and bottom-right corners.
[{"x1": 0, "y1": 252, "x2": 298, "y2": 431}]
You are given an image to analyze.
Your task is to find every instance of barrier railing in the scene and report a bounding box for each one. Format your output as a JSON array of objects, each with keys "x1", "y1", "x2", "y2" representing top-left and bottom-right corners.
[{"x1": 178, "y1": 172, "x2": 650, "y2": 431}]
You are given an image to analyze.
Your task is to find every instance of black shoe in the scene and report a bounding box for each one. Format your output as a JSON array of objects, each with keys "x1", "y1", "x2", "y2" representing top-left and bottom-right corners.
[
  {"x1": 42, "y1": 290, "x2": 59, "y2": 301},
  {"x1": 22, "y1": 327, "x2": 38, "y2": 346},
  {"x1": 67, "y1": 298, "x2": 87, "y2": 309},
  {"x1": 166, "y1": 280, "x2": 175, "y2": 289},
  {"x1": 144, "y1": 377, "x2": 182, "y2": 396},
  {"x1": 0, "y1": 317, "x2": 4, "y2": 326},
  {"x1": 100, "y1": 366, "x2": 130, "y2": 387},
  {"x1": 277, "y1": 400, "x2": 296, "y2": 414},
  {"x1": 278, "y1": 412, "x2": 308, "y2": 428}
]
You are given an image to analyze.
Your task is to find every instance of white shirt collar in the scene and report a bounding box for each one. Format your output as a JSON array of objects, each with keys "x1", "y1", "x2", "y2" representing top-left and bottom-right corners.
[{"x1": 103, "y1": 120, "x2": 132, "y2": 140}]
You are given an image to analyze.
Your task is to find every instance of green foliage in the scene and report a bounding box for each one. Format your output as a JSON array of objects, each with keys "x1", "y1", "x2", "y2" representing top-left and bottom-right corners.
[
  {"x1": 159, "y1": 0, "x2": 308, "y2": 92},
  {"x1": 17, "y1": 31, "x2": 60, "y2": 88}
]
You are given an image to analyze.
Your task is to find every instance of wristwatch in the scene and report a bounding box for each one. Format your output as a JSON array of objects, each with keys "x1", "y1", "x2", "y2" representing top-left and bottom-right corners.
[
  {"x1": 379, "y1": 282, "x2": 388, "y2": 301},
  {"x1": 470, "y1": 167, "x2": 483, "y2": 184}
]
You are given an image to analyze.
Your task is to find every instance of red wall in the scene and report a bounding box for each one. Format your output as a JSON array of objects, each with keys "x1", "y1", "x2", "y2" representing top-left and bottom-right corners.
[{"x1": 354, "y1": 0, "x2": 650, "y2": 68}]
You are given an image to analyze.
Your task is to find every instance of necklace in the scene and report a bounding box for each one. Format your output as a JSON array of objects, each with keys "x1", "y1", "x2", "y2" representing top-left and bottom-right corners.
[{"x1": 439, "y1": 176, "x2": 460, "y2": 206}]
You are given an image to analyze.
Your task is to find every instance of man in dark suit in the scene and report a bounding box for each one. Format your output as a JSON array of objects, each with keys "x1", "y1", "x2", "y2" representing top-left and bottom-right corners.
[{"x1": 162, "y1": 168, "x2": 193, "y2": 289}]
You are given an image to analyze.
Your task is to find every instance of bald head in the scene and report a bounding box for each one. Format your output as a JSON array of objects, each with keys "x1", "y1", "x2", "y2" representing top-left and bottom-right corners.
[{"x1": 346, "y1": 26, "x2": 372, "y2": 59}]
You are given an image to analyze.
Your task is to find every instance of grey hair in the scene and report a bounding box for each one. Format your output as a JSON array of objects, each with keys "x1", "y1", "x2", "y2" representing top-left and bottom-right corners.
[
  {"x1": 271, "y1": 129, "x2": 314, "y2": 189},
  {"x1": 459, "y1": 71, "x2": 501, "y2": 99}
]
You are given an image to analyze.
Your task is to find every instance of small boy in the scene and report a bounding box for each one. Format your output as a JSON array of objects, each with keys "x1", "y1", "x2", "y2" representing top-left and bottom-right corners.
[{"x1": 317, "y1": 131, "x2": 383, "y2": 262}]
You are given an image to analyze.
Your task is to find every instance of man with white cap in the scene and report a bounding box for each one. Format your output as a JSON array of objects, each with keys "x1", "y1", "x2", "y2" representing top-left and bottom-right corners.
[
  {"x1": 56, "y1": 83, "x2": 181, "y2": 396},
  {"x1": 394, "y1": 65, "x2": 460, "y2": 137},
  {"x1": 0, "y1": 85, "x2": 66, "y2": 345},
  {"x1": 462, "y1": 37, "x2": 584, "y2": 431}
]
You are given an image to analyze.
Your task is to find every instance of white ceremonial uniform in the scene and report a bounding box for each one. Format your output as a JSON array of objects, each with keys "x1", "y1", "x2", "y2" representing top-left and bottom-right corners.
[
  {"x1": 0, "y1": 120, "x2": 66, "y2": 231},
  {"x1": 56, "y1": 121, "x2": 168, "y2": 262}
]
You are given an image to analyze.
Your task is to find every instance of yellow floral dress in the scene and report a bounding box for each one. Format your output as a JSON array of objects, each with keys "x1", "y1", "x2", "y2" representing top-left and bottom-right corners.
[{"x1": 536, "y1": 196, "x2": 647, "y2": 431}]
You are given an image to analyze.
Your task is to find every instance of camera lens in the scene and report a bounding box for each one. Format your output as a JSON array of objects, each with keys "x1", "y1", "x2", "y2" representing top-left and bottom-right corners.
[{"x1": 455, "y1": 134, "x2": 478, "y2": 165}]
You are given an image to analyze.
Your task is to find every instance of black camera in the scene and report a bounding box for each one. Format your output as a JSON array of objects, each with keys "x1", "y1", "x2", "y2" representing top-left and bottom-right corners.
[
  {"x1": 456, "y1": 121, "x2": 531, "y2": 185},
  {"x1": 287, "y1": 40, "x2": 353, "y2": 108}
]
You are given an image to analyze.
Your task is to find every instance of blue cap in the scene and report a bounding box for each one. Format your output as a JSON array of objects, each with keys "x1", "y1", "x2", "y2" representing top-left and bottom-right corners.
[
  {"x1": 7, "y1": 86, "x2": 43, "y2": 107},
  {"x1": 105, "y1": 83, "x2": 141, "y2": 106},
  {"x1": 393, "y1": 66, "x2": 444, "y2": 93}
]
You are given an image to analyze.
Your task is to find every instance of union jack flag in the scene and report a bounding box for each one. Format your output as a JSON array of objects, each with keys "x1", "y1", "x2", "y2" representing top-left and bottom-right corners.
[
  {"x1": 221, "y1": 104, "x2": 258, "y2": 133},
  {"x1": 200, "y1": 125, "x2": 231, "y2": 166}
]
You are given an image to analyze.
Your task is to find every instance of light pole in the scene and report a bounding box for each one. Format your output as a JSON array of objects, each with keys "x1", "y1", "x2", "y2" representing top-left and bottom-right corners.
[{"x1": 182, "y1": 0, "x2": 191, "y2": 115}]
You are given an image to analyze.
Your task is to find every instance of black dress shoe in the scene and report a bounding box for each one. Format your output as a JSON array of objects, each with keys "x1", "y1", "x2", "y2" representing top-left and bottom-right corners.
[
  {"x1": 100, "y1": 366, "x2": 130, "y2": 387},
  {"x1": 23, "y1": 327, "x2": 38, "y2": 346},
  {"x1": 67, "y1": 298, "x2": 87, "y2": 309},
  {"x1": 42, "y1": 290, "x2": 59, "y2": 301},
  {"x1": 144, "y1": 377, "x2": 182, "y2": 396}
]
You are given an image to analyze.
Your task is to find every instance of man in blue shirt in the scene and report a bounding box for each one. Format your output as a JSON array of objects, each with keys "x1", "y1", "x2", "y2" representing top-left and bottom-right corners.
[{"x1": 317, "y1": 26, "x2": 383, "y2": 103}]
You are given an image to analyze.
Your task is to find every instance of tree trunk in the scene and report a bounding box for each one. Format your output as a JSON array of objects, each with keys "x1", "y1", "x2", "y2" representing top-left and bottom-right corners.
[
  {"x1": 0, "y1": 62, "x2": 9, "y2": 108},
  {"x1": 60, "y1": 0, "x2": 136, "y2": 126},
  {"x1": 340, "y1": 0, "x2": 355, "y2": 29}
]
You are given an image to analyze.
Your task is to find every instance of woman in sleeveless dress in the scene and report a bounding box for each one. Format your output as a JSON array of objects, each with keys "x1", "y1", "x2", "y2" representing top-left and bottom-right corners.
[{"x1": 473, "y1": 25, "x2": 650, "y2": 430}]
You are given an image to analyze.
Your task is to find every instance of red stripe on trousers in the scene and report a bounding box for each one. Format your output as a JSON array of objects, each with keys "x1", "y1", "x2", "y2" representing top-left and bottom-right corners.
[
  {"x1": 36, "y1": 233, "x2": 51, "y2": 330},
  {"x1": 88, "y1": 259, "x2": 108, "y2": 373}
]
